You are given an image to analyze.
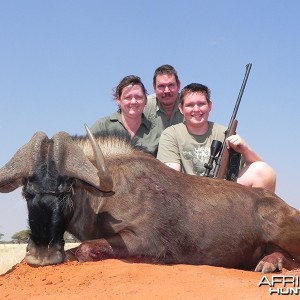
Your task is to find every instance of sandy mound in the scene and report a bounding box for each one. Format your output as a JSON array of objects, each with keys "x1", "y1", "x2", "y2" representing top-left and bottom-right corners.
[{"x1": 1, "y1": 259, "x2": 297, "y2": 299}]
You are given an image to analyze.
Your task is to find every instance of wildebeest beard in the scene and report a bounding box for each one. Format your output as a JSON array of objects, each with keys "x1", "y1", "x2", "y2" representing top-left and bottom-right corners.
[{"x1": 21, "y1": 152, "x2": 75, "y2": 265}]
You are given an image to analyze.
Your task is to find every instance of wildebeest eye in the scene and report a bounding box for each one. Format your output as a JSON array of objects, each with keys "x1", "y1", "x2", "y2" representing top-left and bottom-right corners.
[
  {"x1": 22, "y1": 180, "x2": 36, "y2": 200},
  {"x1": 22, "y1": 189, "x2": 35, "y2": 201},
  {"x1": 58, "y1": 177, "x2": 74, "y2": 193}
]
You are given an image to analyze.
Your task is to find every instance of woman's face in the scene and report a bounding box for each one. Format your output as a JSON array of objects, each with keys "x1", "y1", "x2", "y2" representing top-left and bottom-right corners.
[{"x1": 117, "y1": 84, "x2": 146, "y2": 119}]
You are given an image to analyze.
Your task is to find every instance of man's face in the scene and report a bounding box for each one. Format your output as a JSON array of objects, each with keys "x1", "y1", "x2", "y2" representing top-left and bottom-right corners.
[
  {"x1": 153, "y1": 74, "x2": 180, "y2": 109},
  {"x1": 179, "y1": 92, "x2": 212, "y2": 127}
]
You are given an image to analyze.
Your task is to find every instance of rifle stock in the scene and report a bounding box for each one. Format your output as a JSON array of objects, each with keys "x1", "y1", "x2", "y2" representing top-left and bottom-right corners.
[
  {"x1": 214, "y1": 119, "x2": 238, "y2": 179},
  {"x1": 212, "y1": 63, "x2": 252, "y2": 180}
]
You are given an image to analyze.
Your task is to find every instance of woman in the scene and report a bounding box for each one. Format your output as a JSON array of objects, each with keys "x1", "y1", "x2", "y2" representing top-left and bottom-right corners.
[{"x1": 90, "y1": 75, "x2": 162, "y2": 156}]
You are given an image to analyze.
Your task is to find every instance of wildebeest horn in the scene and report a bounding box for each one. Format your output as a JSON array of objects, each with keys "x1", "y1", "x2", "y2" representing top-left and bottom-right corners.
[
  {"x1": 84, "y1": 124, "x2": 113, "y2": 191},
  {"x1": 0, "y1": 132, "x2": 49, "y2": 193},
  {"x1": 53, "y1": 128, "x2": 113, "y2": 192}
]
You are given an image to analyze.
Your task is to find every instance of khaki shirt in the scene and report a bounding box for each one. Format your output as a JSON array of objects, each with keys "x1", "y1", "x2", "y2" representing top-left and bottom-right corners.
[
  {"x1": 90, "y1": 112, "x2": 162, "y2": 156},
  {"x1": 157, "y1": 122, "x2": 226, "y2": 176},
  {"x1": 144, "y1": 94, "x2": 184, "y2": 130}
]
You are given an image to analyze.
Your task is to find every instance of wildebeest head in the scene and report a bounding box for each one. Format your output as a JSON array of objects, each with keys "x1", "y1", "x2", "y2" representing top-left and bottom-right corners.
[{"x1": 0, "y1": 125, "x2": 113, "y2": 265}]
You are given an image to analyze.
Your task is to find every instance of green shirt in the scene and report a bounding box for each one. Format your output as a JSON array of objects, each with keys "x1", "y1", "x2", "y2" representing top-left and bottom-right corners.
[
  {"x1": 144, "y1": 93, "x2": 184, "y2": 130},
  {"x1": 90, "y1": 112, "x2": 162, "y2": 156},
  {"x1": 157, "y1": 122, "x2": 226, "y2": 176}
]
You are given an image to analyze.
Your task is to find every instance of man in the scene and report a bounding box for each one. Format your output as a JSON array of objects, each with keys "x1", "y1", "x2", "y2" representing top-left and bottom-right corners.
[
  {"x1": 157, "y1": 83, "x2": 276, "y2": 192},
  {"x1": 144, "y1": 64, "x2": 184, "y2": 130}
]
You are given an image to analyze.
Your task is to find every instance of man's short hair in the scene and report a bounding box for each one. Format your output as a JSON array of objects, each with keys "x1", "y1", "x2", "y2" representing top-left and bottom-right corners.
[{"x1": 153, "y1": 64, "x2": 180, "y2": 86}]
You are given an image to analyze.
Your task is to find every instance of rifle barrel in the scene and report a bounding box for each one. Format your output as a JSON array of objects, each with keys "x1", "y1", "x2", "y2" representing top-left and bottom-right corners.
[{"x1": 227, "y1": 63, "x2": 252, "y2": 129}]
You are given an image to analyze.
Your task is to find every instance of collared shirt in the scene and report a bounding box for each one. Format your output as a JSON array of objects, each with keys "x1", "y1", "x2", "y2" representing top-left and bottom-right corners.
[
  {"x1": 90, "y1": 112, "x2": 162, "y2": 156},
  {"x1": 144, "y1": 93, "x2": 184, "y2": 130}
]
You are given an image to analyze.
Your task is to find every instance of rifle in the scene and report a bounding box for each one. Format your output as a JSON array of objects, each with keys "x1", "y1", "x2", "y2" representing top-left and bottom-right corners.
[{"x1": 203, "y1": 63, "x2": 252, "y2": 180}]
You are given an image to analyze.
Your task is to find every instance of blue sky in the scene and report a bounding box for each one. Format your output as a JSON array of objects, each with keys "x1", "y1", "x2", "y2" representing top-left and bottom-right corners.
[{"x1": 0, "y1": 0, "x2": 299, "y2": 240}]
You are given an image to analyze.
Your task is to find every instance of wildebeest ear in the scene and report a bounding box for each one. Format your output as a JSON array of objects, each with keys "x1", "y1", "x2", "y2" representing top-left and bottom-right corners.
[
  {"x1": 52, "y1": 131, "x2": 113, "y2": 193},
  {"x1": 0, "y1": 132, "x2": 49, "y2": 193}
]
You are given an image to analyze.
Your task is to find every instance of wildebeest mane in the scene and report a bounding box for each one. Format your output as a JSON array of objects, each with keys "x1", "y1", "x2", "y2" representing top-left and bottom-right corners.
[{"x1": 72, "y1": 129, "x2": 147, "y2": 160}]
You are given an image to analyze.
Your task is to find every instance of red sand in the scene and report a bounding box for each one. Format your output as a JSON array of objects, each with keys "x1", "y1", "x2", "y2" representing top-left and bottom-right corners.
[{"x1": 1, "y1": 259, "x2": 298, "y2": 299}]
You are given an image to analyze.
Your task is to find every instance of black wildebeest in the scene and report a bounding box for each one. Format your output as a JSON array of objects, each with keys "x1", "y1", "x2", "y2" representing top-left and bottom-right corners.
[{"x1": 0, "y1": 125, "x2": 300, "y2": 273}]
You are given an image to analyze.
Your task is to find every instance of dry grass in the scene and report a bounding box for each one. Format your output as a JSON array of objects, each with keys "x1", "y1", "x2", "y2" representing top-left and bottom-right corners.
[
  {"x1": 0, "y1": 243, "x2": 79, "y2": 275},
  {"x1": 0, "y1": 244, "x2": 27, "y2": 275}
]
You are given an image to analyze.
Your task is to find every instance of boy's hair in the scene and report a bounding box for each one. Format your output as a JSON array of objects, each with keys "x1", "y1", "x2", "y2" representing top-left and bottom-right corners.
[{"x1": 180, "y1": 83, "x2": 211, "y2": 104}]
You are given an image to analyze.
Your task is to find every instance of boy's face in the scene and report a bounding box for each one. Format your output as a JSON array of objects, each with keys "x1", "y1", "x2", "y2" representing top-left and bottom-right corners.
[{"x1": 179, "y1": 91, "x2": 212, "y2": 128}]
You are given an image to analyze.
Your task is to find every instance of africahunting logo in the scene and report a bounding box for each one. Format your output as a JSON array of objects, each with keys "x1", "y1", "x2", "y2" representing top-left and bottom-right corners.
[{"x1": 258, "y1": 275, "x2": 300, "y2": 295}]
